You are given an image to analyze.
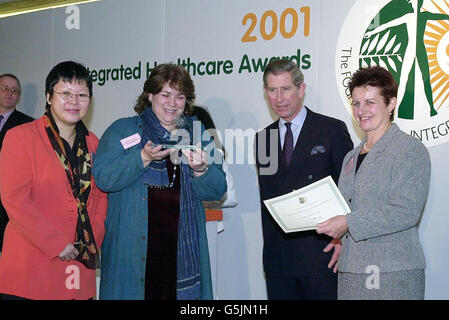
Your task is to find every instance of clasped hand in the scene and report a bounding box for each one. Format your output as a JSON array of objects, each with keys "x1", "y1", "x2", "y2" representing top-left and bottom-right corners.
[
  {"x1": 181, "y1": 142, "x2": 208, "y2": 176},
  {"x1": 58, "y1": 243, "x2": 79, "y2": 261},
  {"x1": 316, "y1": 215, "x2": 348, "y2": 239},
  {"x1": 316, "y1": 215, "x2": 348, "y2": 273},
  {"x1": 141, "y1": 141, "x2": 208, "y2": 175},
  {"x1": 141, "y1": 141, "x2": 172, "y2": 167}
]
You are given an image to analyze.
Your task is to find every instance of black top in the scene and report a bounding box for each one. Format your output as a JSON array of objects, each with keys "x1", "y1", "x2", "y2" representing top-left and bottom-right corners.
[
  {"x1": 356, "y1": 152, "x2": 367, "y2": 174},
  {"x1": 145, "y1": 158, "x2": 180, "y2": 300}
]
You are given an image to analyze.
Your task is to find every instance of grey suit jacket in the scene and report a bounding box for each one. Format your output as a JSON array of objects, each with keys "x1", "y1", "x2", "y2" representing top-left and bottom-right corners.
[{"x1": 338, "y1": 124, "x2": 430, "y2": 273}]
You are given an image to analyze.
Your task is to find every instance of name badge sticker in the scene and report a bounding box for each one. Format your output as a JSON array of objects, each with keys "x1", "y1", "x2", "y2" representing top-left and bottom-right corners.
[
  {"x1": 120, "y1": 133, "x2": 141, "y2": 150},
  {"x1": 344, "y1": 157, "x2": 354, "y2": 175}
]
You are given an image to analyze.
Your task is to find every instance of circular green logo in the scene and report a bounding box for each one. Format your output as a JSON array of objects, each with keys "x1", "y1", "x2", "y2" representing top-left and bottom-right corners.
[{"x1": 336, "y1": 0, "x2": 449, "y2": 147}]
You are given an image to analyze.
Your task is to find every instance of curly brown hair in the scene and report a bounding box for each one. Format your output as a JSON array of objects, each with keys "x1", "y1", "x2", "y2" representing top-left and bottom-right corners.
[{"x1": 134, "y1": 63, "x2": 195, "y2": 115}]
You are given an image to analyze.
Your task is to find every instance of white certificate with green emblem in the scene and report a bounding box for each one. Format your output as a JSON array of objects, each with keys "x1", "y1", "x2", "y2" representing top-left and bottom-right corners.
[{"x1": 263, "y1": 176, "x2": 350, "y2": 233}]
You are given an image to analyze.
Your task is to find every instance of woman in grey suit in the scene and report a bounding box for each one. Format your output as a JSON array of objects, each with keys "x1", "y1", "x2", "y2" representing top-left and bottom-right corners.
[{"x1": 316, "y1": 66, "x2": 431, "y2": 299}]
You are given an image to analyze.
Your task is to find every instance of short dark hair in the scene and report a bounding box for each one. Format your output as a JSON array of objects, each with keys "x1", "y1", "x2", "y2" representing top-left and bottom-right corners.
[
  {"x1": 134, "y1": 63, "x2": 195, "y2": 115},
  {"x1": 263, "y1": 59, "x2": 304, "y2": 88},
  {"x1": 0, "y1": 73, "x2": 21, "y2": 93},
  {"x1": 45, "y1": 61, "x2": 92, "y2": 110},
  {"x1": 348, "y1": 66, "x2": 397, "y2": 121}
]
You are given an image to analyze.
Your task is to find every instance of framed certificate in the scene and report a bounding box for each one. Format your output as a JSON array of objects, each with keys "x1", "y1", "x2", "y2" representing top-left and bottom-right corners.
[{"x1": 263, "y1": 176, "x2": 350, "y2": 233}]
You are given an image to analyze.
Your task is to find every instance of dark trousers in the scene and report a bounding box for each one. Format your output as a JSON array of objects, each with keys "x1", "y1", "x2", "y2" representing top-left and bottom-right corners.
[{"x1": 266, "y1": 274, "x2": 337, "y2": 300}]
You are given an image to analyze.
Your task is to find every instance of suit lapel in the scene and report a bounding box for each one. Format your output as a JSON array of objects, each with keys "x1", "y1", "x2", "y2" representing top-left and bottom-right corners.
[
  {"x1": 265, "y1": 107, "x2": 324, "y2": 172},
  {"x1": 340, "y1": 147, "x2": 358, "y2": 207},
  {"x1": 289, "y1": 107, "x2": 319, "y2": 165},
  {"x1": 0, "y1": 110, "x2": 19, "y2": 135},
  {"x1": 0, "y1": 110, "x2": 19, "y2": 148},
  {"x1": 257, "y1": 120, "x2": 281, "y2": 171},
  {"x1": 272, "y1": 120, "x2": 282, "y2": 169},
  {"x1": 355, "y1": 124, "x2": 397, "y2": 177}
]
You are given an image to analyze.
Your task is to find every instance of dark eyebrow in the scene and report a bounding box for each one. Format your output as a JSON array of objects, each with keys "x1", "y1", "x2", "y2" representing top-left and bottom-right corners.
[{"x1": 162, "y1": 90, "x2": 186, "y2": 96}]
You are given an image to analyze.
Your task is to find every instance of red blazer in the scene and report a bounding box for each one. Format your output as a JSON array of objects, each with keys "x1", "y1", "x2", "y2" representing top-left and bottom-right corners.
[{"x1": 0, "y1": 117, "x2": 107, "y2": 300}]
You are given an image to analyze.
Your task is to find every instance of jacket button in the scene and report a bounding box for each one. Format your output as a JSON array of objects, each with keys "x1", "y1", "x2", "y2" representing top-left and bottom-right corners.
[{"x1": 308, "y1": 175, "x2": 313, "y2": 180}]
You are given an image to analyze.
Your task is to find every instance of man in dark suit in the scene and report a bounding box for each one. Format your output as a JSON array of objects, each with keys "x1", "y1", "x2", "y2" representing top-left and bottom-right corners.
[
  {"x1": 255, "y1": 60, "x2": 353, "y2": 299},
  {"x1": 0, "y1": 74, "x2": 34, "y2": 250}
]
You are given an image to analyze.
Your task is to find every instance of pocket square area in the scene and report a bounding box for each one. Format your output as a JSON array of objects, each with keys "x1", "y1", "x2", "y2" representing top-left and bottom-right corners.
[{"x1": 311, "y1": 145, "x2": 326, "y2": 155}]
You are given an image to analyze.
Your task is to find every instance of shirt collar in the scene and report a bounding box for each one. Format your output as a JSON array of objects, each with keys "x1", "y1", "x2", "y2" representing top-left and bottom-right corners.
[
  {"x1": 0, "y1": 109, "x2": 15, "y2": 128},
  {"x1": 279, "y1": 105, "x2": 307, "y2": 128}
]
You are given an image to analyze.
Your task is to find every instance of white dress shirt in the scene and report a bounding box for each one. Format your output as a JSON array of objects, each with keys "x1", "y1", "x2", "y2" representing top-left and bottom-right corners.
[
  {"x1": 0, "y1": 109, "x2": 14, "y2": 132},
  {"x1": 278, "y1": 106, "x2": 307, "y2": 150}
]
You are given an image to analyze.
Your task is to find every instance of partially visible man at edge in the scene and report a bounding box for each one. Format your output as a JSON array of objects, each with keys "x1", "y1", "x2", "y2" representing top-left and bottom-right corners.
[{"x1": 0, "y1": 74, "x2": 34, "y2": 251}]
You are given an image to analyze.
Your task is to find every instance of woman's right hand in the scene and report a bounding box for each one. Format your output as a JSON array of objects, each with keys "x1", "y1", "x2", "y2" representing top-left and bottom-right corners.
[
  {"x1": 323, "y1": 238, "x2": 341, "y2": 273},
  {"x1": 58, "y1": 243, "x2": 80, "y2": 261},
  {"x1": 141, "y1": 140, "x2": 172, "y2": 167}
]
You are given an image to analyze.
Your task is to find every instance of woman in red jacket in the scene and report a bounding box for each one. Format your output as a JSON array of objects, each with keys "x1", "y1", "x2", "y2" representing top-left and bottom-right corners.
[{"x1": 0, "y1": 61, "x2": 107, "y2": 300}]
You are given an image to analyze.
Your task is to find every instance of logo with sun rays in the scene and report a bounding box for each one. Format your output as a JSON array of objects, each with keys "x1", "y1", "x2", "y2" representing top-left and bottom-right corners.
[{"x1": 336, "y1": 0, "x2": 449, "y2": 147}]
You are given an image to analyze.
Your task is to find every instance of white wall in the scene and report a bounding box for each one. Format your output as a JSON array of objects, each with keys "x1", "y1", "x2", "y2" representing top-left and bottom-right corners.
[{"x1": 0, "y1": 0, "x2": 448, "y2": 299}]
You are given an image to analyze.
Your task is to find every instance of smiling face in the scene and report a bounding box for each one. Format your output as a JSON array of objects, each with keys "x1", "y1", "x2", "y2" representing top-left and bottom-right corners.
[
  {"x1": 265, "y1": 71, "x2": 305, "y2": 122},
  {"x1": 149, "y1": 82, "x2": 186, "y2": 131},
  {"x1": 351, "y1": 85, "x2": 396, "y2": 139},
  {"x1": 46, "y1": 78, "x2": 90, "y2": 129}
]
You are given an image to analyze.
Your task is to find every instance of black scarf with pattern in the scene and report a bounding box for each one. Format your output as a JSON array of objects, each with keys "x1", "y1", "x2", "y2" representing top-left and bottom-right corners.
[{"x1": 43, "y1": 111, "x2": 99, "y2": 269}]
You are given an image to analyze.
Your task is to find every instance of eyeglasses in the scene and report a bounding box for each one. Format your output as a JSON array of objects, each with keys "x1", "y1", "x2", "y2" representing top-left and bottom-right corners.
[
  {"x1": 54, "y1": 91, "x2": 90, "y2": 102},
  {"x1": 0, "y1": 86, "x2": 20, "y2": 94}
]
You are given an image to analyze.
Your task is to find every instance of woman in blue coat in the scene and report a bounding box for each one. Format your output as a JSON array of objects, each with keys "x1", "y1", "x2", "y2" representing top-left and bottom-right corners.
[{"x1": 92, "y1": 63, "x2": 227, "y2": 300}]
